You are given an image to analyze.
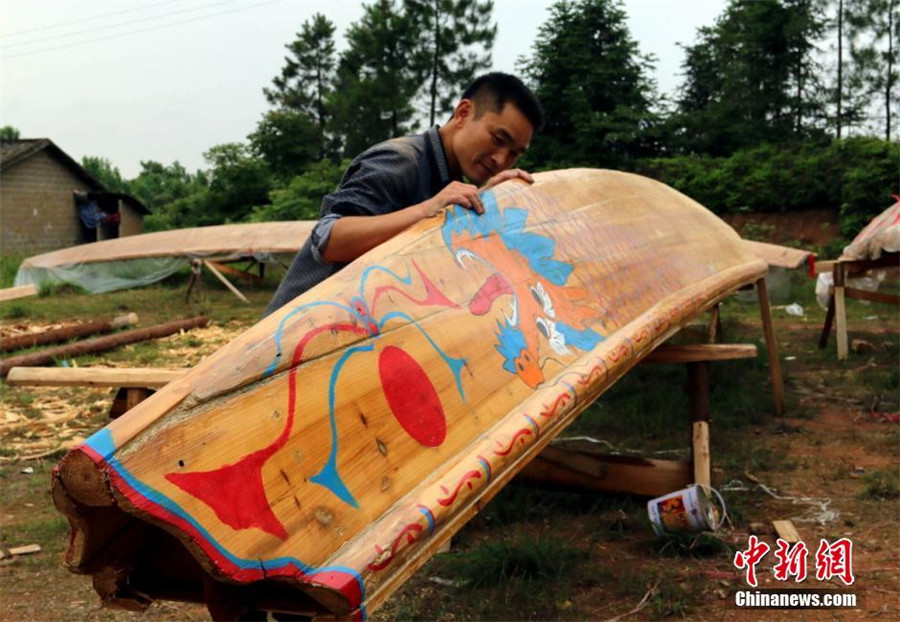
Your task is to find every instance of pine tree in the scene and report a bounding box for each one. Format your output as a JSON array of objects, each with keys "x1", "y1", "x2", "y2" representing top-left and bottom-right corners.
[
  {"x1": 405, "y1": 0, "x2": 496, "y2": 126},
  {"x1": 264, "y1": 13, "x2": 337, "y2": 159},
  {"x1": 329, "y1": 0, "x2": 421, "y2": 158},
  {"x1": 520, "y1": 0, "x2": 657, "y2": 168}
]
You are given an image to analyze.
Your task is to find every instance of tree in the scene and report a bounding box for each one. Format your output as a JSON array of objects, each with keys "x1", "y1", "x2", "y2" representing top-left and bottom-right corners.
[
  {"x1": 0, "y1": 126, "x2": 20, "y2": 141},
  {"x1": 264, "y1": 13, "x2": 337, "y2": 160},
  {"x1": 520, "y1": 0, "x2": 658, "y2": 168},
  {"x1": 130, "y1": 160, "x2": 207, "y2": 213},
  {"x1": 405, "y1": 0, "x2": 496, "y2": 126},
  {"x1": 675, "y1": 0, "x2": 829, "y2": 155},
  {"x1": 248, "y1": 109, "x2": 320, "y2": 181},
  {"x1": 249, "y1": 159, "x2": 348, "y2": 222},
  {"x1": 81, "y1": 156, "x2": 131, "y2": 194},
  {"x1": 329, "y1": 0, "x2": 421, "y2": 158},
  {"x1": 845, "y1": 0, "x2": 898, "y2": 139},
  {"x1": 202, "y1": 143, "x2": 273, "y2": 224}
]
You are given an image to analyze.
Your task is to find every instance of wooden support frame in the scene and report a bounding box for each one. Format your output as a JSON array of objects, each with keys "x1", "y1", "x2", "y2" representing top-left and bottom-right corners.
[
  {"x1": 518, "y1": 282, "x2": 784, "y2": 496},
  {"x1": 818, "y1": 253, "x2": 900, "y2": 360}
]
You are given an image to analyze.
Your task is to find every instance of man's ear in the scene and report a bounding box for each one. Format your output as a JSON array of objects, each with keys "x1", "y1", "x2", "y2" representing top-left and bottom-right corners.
[{"x1": 454, "y1": 99, "x2": 474, "y2": 126}]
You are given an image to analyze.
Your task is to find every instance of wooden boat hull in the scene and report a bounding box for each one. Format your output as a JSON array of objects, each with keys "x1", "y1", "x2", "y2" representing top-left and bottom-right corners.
[{"x1": 53, "y1": 169, "x2": 766, "y2": 618}]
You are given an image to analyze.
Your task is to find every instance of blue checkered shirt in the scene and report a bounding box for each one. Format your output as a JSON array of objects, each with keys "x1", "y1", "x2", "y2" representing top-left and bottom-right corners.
[{"x1": 264, "y1": 127, "x2": 454, "y2": 316}]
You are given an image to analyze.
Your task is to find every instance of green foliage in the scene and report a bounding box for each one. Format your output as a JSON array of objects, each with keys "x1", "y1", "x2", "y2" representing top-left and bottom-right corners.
[
  {"x1": 248, "y1": 109, "x2": 320, "y2": 181},
  {"x1": 859, "y1": 469, "x2": 900, "y2": 500},
  {"x1": 131, "y1": 160, "x2": 207, "y2": 217},
  {"x1": 330, "y1": 0, "x2": 422, "y2": 158},
  {"x1": 842, "y1": 0, "x2": 899, "y2": 140},
  {"x1": 249, "y1": 159, "x2": 348, "y2": 222},
  {"x1": 832, "y1": 136, "x2": 900, "y2": 235},
  {"x1": 520, "y1": 0, "x2": 659, "y2": 169},
  {"x1": 406, "y1": 0, "x2": 496, "y2": 126},
  {"x1": 263, "y1": 13, "x2": 338, "y2": 160},
  {"x1": 674, "y1": 0, "x2": 829, "y2": 155},
  {"x1": 0, "y1": 253, "x2": 24, "y2": 288},
  {"x1": 81, "y1": 155, "x2": 132, "y2": 194},
  {"x1": 0, "y1": 125, "x2": 21, "y2": 141},
  {"x1": 637, "y1": 137, "x2": 898, "y2": 231}
]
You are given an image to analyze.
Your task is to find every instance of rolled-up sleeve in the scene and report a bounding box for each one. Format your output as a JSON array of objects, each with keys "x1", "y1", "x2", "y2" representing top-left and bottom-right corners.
[
  {"x1": 310, "y1": 147, "x2": 417, "y2": 265},
  {"x1": 309, "y1": 213, "x2": 342, "y2": 265}
]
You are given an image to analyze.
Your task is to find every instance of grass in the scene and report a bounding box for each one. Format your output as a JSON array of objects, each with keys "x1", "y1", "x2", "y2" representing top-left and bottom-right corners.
[
  {"x1": 0, "y1": 253, "x2": 25, "y2": 288},
  {"x1": 442, "y1": 530, "x2": 582, "y2": 588},
  {"x1": 859, "y1": 469, "x2": 900, "y2": 500}
]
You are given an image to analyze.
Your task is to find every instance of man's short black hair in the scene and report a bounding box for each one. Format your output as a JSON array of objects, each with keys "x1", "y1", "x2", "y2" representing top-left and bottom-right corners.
[{"x1": 461, "y1": 72, "x2": 545, "y2": 133}]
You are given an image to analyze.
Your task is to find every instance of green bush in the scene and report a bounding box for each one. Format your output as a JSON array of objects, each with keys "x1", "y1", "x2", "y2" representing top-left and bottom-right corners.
[
  {"x1": 249, "y1": 159, "x2": 348, "y2": 222},
  {"x1": 636, "y1": 138, "x2": 898, "y2": 238}
]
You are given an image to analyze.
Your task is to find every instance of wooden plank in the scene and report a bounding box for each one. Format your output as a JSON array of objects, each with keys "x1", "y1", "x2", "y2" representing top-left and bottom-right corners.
[
  {"x1": 0, "y1": 544, "x2": 42, "y2": 559},
  {"x1": 0, "y1": 284, "x2": 38, "y2": 303},
  {"x1": 772, "y1": 519, "x2": 801, "y2": 544},
  {"x1": 756, "y1": 277, "x2": 785, "y2": 416},
  {"x1": 6, "y1": 367, "x2": 184, "y2": 388},
  {"x1": 742, "y1": 240, "x2": 813, "y2": 270},
  {"x1": 642, "y1": 343, "x2": 757, "y2": 364},
  {"x1": 518, "y1": 447, "x2": 693, "y2": 498},
  {"x1": 205, "y1": 260, "x2": 263, "y2": 285},
  {"x1": 834, "y1": 264, "x2": 848, "y2": 360},
  {"x1": 692, "y1": 422, "x2": 711, "y2": 487},
  {"x1": 838, "y1": 287, "x2": 900, "y2": 306},
  {"x1": 202, "y1": 260, "x2": 249, "y2": 303}
]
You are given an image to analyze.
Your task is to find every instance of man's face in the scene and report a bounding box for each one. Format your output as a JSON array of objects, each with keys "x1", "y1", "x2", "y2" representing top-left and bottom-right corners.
[{"x1": 452, "y1": 100, "x2": 533, "y2": 186}]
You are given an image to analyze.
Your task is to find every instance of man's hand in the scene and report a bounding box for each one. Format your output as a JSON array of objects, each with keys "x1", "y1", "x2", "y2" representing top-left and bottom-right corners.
[
  {"x1": 421, "y1": 181, "x2": 484, "y2": 217},
  {"x1": 481, "y1": 168, "x2": 534, "y2": 191}
]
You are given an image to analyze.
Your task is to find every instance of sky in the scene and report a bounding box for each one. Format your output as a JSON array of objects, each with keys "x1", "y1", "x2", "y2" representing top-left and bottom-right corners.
[{"x1": 0, "y1": 0, "x2": 726, "y2": 178}]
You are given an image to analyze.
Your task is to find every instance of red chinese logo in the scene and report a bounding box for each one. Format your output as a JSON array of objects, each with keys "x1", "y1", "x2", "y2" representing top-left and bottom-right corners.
[
  {"x1": 773, "y1": 539, "x2": 809, "y2": 582},
  {"x1": 733, "y1": 534, "x2": 771, "y2": 587},
  {"x1": 815, "y1": 538, "x2": 855, "y2": 585}
]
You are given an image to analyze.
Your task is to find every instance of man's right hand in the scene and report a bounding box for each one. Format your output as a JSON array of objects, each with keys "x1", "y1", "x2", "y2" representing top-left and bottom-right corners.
[{"x1": 421, "y1": 181, "x2": 484, "y2": 218}]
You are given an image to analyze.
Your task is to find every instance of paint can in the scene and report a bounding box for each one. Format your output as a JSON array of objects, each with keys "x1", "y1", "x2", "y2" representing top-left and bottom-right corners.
[{"x1": 647, "y1": 484, "x2": 725, "y2": 536}]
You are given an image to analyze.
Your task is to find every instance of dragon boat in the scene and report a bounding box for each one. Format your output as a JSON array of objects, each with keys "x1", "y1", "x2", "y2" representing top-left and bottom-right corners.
[{"x1": 53, "y1": 169, "x2": 768, "y2": 618}]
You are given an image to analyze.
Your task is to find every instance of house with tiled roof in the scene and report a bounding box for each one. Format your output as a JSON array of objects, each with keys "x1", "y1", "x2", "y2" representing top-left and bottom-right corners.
[{"x1": 0, "y1": 139, "x2": 148, "y2": 255}]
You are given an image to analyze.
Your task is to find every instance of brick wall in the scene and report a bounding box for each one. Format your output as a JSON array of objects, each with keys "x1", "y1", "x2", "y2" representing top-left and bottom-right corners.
[
  {"x1": 119, "y1": 201, "x2": 144, "y2": 237},
  {"x1": 0, "y1": 151, "x2": 93, "y2": 255}
]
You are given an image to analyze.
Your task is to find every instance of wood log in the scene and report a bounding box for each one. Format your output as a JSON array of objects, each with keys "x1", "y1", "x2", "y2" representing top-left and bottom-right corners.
[
  {"x1": 0, "y1": 284, "x2": 38, "y2": 303},
  {"x1": 1, "y1": 313, "x2": 138, "y2": 353},
  {"x1": 0, "y1": 316, "x2": 208, "y2": 377},
  {"x1": 51, "y1": 169, "x2": 768, "y2": 618}
]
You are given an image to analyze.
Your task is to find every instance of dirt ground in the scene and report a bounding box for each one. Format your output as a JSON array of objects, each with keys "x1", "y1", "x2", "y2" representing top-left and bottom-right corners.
[{"x1": 1, "y1": 210, "x2": 897, "y2": 620}]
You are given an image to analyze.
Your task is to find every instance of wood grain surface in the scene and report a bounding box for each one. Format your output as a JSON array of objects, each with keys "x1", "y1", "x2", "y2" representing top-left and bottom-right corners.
[{"x1": 52, "y1": 169, "x2": 767, "y2": 618}]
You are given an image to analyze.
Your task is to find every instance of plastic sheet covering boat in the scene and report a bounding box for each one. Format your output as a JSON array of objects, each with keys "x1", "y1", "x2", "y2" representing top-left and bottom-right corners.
[
  {"x1": 14, "y1": 222, "x2": 314, "y2": 294},
  {"x1": 52, "y1": 169, "x2": 767, "y2": 619}
]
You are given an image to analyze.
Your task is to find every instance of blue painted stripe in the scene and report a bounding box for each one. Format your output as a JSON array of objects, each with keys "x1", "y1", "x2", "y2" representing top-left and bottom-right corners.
[{"x1": 266, "y1": 301, "x2": 363, "y2": 377}]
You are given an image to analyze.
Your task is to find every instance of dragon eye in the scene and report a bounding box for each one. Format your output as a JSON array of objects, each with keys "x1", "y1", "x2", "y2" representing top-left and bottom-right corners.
[
  {"x1": 531, "y1": 287, "x2": 543, "y2": 305},
  {"x1": 537, "y1": 320, "x2": 550, "y2": 338}
]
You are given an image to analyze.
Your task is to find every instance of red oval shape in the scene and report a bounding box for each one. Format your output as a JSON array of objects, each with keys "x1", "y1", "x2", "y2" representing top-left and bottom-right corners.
[{"x1": 378, "y1": 346, "x2": 446, "y2": 447}]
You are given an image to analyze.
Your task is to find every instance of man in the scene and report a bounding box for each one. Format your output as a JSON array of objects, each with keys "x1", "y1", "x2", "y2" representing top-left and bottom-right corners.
[{"x1": 264, "y1": 72, "x2": 544, "y2": 316}]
